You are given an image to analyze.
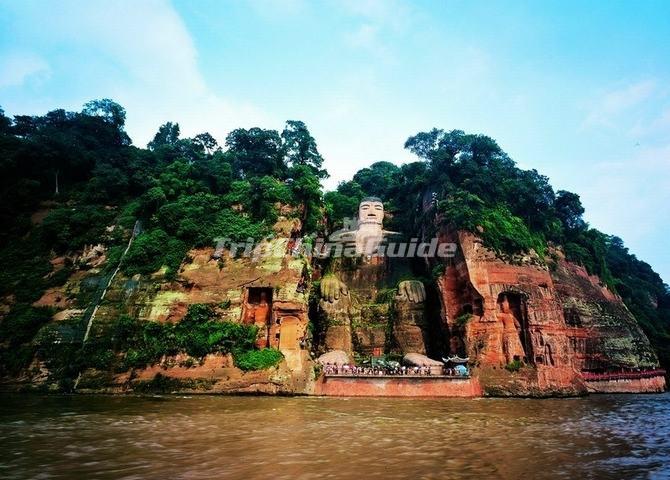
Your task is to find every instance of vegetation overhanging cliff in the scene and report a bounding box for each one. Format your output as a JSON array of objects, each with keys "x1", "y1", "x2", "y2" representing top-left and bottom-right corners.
[{"x1": 0, "y1": 100, "x2": 668, "y2": 392}]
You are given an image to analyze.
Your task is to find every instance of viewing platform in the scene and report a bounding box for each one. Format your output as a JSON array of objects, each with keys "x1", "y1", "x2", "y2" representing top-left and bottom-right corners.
[
  {"x1": 316, "y1": 372, "x2": 482, "y2": 397},
  {"x1": 581, "y1": 369, "x2": 666, "y2": 382},
  {"x1": 324, "y1": 373, "x2": 470, "y2": 379}
]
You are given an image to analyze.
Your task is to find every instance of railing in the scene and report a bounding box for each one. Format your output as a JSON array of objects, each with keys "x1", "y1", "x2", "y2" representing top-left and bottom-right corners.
[
  {"x1": 323, "y1": 367, "x2": 470, "y2": 379},
  {"x1": 582, "y1": 369, "x2": 666, "y2": 382},
  {"x1": 324, "y1": 373, "x2": 471, "y2": 379}
]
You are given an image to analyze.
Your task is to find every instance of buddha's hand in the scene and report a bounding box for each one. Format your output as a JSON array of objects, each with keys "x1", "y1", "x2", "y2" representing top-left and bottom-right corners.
[
  {"x1": 320, "y1": 275, "x2": 349, "y2": 303},
  {"x1": 397, "y1": 280, "x2": 426, "y2": 303}
]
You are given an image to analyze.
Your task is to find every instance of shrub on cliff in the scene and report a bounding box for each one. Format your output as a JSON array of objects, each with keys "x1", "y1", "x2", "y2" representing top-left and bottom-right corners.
[
  {"x1": 235, "y1": 348, "x2": 284, "y2": 371},
  {"x1": 455, "y1": 313, "x2": 472, "y2": 328},
  {"x1": 0, "y1": 305, "x2": 54, "y2": 346},
  {"x1": 505, "y1": 360, "x2": 523, "y2": 372},
  {"x1": 39, "y1": 205, "x2": 116, "y2": 254},
  {"x1": 478, "y1": 207, "x2": 547, "y2": 258},
  {"x1": 210, "y1": 209, "x2": 270, "y2": 243},
  {"x1": 122, "y1": 228, "x2": 187, "y2": 279},
  {"x1": 0, "y1": 236, "x2": 52, "y2": 303},
  {"x1": 115, "y1": 306, "x2": 259, "y2": 369},
  {"x1": 179, "y1": 305, "x2": 258, "y2": 358}
]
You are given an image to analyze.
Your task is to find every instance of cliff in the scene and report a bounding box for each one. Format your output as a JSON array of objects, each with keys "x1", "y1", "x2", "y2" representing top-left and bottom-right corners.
[
  {"x1": 1, "y1": 216, "x2": 315, "y2": 394},
  {"x1": 1, "y1": 107, "x2": 667, "y2": 397},
  {"x1": 437, "y1": 231, "x2": 664, "y2": 396},
  {"x1": 0, "y1": 219, "x2": 665, "y2": 396}
]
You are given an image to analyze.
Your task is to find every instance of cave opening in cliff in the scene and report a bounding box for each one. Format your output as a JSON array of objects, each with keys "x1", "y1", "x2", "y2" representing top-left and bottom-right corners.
[
  {"x1": 247, "y1": 287, "x2": 273, "y2": 306},
  {"x1": 243, "y1": 287, "x2": 273, "y2": 347},
  {"x1": 473, "y1": 298, "x2": 484, "y2": 316},
  {"x1": 564, "y1": 307, "x2": 582, "y2": 327},
  {"x1": 497, "y1": 292, "x2": 534, "y2": 364}
]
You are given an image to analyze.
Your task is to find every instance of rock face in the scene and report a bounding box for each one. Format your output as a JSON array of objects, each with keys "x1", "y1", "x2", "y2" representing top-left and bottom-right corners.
[
  {"x1": 317, "y1": 257, "x2": 426, "y2": 357},
  {"x1": 7, "y1": 217, "x2": 316, "y2": 395},
  {"x1": 323, "y1": 259, "x2": 393, "y2": 356},
  {"x1": 109, "y1": 234, "x2": 313, "y2": 392},
  {"x1": 2, "y1": 211, "x2": 665, "y2": 397},
  {"x1": 393, "y1": 289, "x2": 429, "y2": 355},
  {"x1": 436, "y1": 231, "x2": 664, "y2": 396},
  {"x1": 550, "y1": 251, "x2": 658, "y2": 371}
]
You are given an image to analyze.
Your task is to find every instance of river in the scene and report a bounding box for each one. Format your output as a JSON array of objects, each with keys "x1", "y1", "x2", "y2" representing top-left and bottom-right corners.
[{"x1": 1, "y1": 393, "x2": 668, "y2": 479}]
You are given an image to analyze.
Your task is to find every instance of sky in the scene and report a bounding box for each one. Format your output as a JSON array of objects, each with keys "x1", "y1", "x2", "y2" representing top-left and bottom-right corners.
[{"x1": 1, "y1": 0, "x2": 669, "y2": 282}]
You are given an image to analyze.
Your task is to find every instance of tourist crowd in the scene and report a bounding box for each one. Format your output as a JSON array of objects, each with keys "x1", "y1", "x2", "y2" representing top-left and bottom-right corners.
[{"x1": 322, "y1": 364, "x2": 468, "y2": 377}]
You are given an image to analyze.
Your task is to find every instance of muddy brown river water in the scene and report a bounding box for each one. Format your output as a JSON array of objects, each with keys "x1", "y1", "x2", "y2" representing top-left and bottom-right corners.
[{"x1": 1, "y1": 393, "x2": 669, "y2": 479}]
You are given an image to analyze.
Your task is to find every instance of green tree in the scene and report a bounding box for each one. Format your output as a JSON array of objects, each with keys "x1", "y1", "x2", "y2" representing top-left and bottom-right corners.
[
  {"x1": 139, "y1": 186, "x2": 168, "y2": 217},
  {"x1": 201, "y1": 151, "x2": 235, "y2": 194},
  {"x1": 82, "y1": 98, "x2": 126, "y2": 129},
  {"x1": 437, "y1": 190, "x2": 486, "y2": 231},
  {"x1": 157, "y1": 159, "x2": 206, "y2": 199},
  {"x1": 324, "y1": 180, "x2": 364, "y2": 229},
  {"x1": 225, "y1": 127, "x2": 286, "y2": 178},
  {"x1": 123, "y1": 229, "x2": 187, "y2": 278},
  {"x1": 247, "y1": 176, "x2": 291, "y2": 223},
  {"x1": 288, "y1": 164, "x2": 323, "y2": 233},
  {"x1": 352, "y1": 161, "x2": 400, "y2": 200},
  {"x1": 0, "y1": 106, "x2": 11, "y2": 134},
  {"x1": 155, "y1": 193, "x2": 222, "y2": 245},
  {"x1": 84, "y1": 162, "x2": 130, "y2": 202},
  {"x1": 281, "y1": 120, "x2": 327, "y2": 178},
  {"x1": 192, "y1": 132, "x2": 219, "y2": 154},
  {"x1": 148, "y1": 122, "x2": 180, "y2": 150},
  {"x1": 555, "y1": 190, "x2": 586, "y2": 231}
]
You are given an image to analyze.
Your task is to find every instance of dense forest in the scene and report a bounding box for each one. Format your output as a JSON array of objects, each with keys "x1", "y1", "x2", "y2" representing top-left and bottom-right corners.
[{"x1": 0, "y1": 99, "x2": 668, "y2": 378}]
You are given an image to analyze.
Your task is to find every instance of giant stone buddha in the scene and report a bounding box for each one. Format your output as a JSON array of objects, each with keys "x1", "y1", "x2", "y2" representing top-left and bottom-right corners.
[{"x1": 317, "y1": 196, "x2": 431, "y2": 357}]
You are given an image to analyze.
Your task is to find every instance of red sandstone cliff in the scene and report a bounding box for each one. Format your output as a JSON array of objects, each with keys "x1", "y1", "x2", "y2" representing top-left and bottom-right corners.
[
  {"x1": 436, "y1": 231, "x2": 665, "y2": 396},
  {"x1": 3, "y1": 215, "x2": 665, "y2": 397}
]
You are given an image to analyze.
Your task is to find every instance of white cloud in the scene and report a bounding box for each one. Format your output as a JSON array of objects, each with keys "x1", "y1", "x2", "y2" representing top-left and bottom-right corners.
[
  {"x1": 0, "y1": 52, "x2": 50, "y2": 88},
  {"x1": 338, "y1": 0, "x2": 412, "y2": 31},
  {"x1": 248, "y1": 0, "x2": 306, "y2": 18},
  {"x1": 122, "y1": 90, "x2": 275, "y2": 150},
  {"x1": 339, "y1": 0, "x2": 414, "y2": 63},
  {"x1": 578, "y1": 142, "x2": 670, "y2": 281},
  {"x1": 629, "y1": 106, "x2": 670, "y2": 140},
  {"x1": 344, "y1": 23, "x2": 393, "y2": 62},
  {"x1": 583, "y1": 79, "x2": 657, "y2": 129},
  {"x1": 47, "y1": 1, "x2": 204, "y2": 92},
  {"x1": 2, "y1": 0, "x2": 275, "y2": 147}
]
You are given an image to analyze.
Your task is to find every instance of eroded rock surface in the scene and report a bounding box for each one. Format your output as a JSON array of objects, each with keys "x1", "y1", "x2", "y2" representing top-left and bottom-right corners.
[{"x1": 436, "y1": 231, "x2": 664, "y2": 396}]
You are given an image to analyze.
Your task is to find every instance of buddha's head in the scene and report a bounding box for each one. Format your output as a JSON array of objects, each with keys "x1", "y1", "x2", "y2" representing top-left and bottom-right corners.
[{"x1": 358, "y1": 196, "x2": 384, "y2": 226}]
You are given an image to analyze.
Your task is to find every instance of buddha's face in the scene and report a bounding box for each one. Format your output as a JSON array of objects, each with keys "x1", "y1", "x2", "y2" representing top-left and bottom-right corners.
[{"x1": 358, "y1": 200, "x2": 384, "y2": 225}]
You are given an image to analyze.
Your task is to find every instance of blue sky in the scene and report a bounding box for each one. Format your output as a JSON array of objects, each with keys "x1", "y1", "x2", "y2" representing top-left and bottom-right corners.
[{"x1": 1, "y1": 0, "x2": 669, "y2": 282}]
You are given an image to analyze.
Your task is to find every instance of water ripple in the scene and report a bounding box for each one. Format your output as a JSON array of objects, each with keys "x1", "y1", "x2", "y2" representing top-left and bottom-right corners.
[{"x1": 0, "y1": 393, "x2": 668, "y2": 479}]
